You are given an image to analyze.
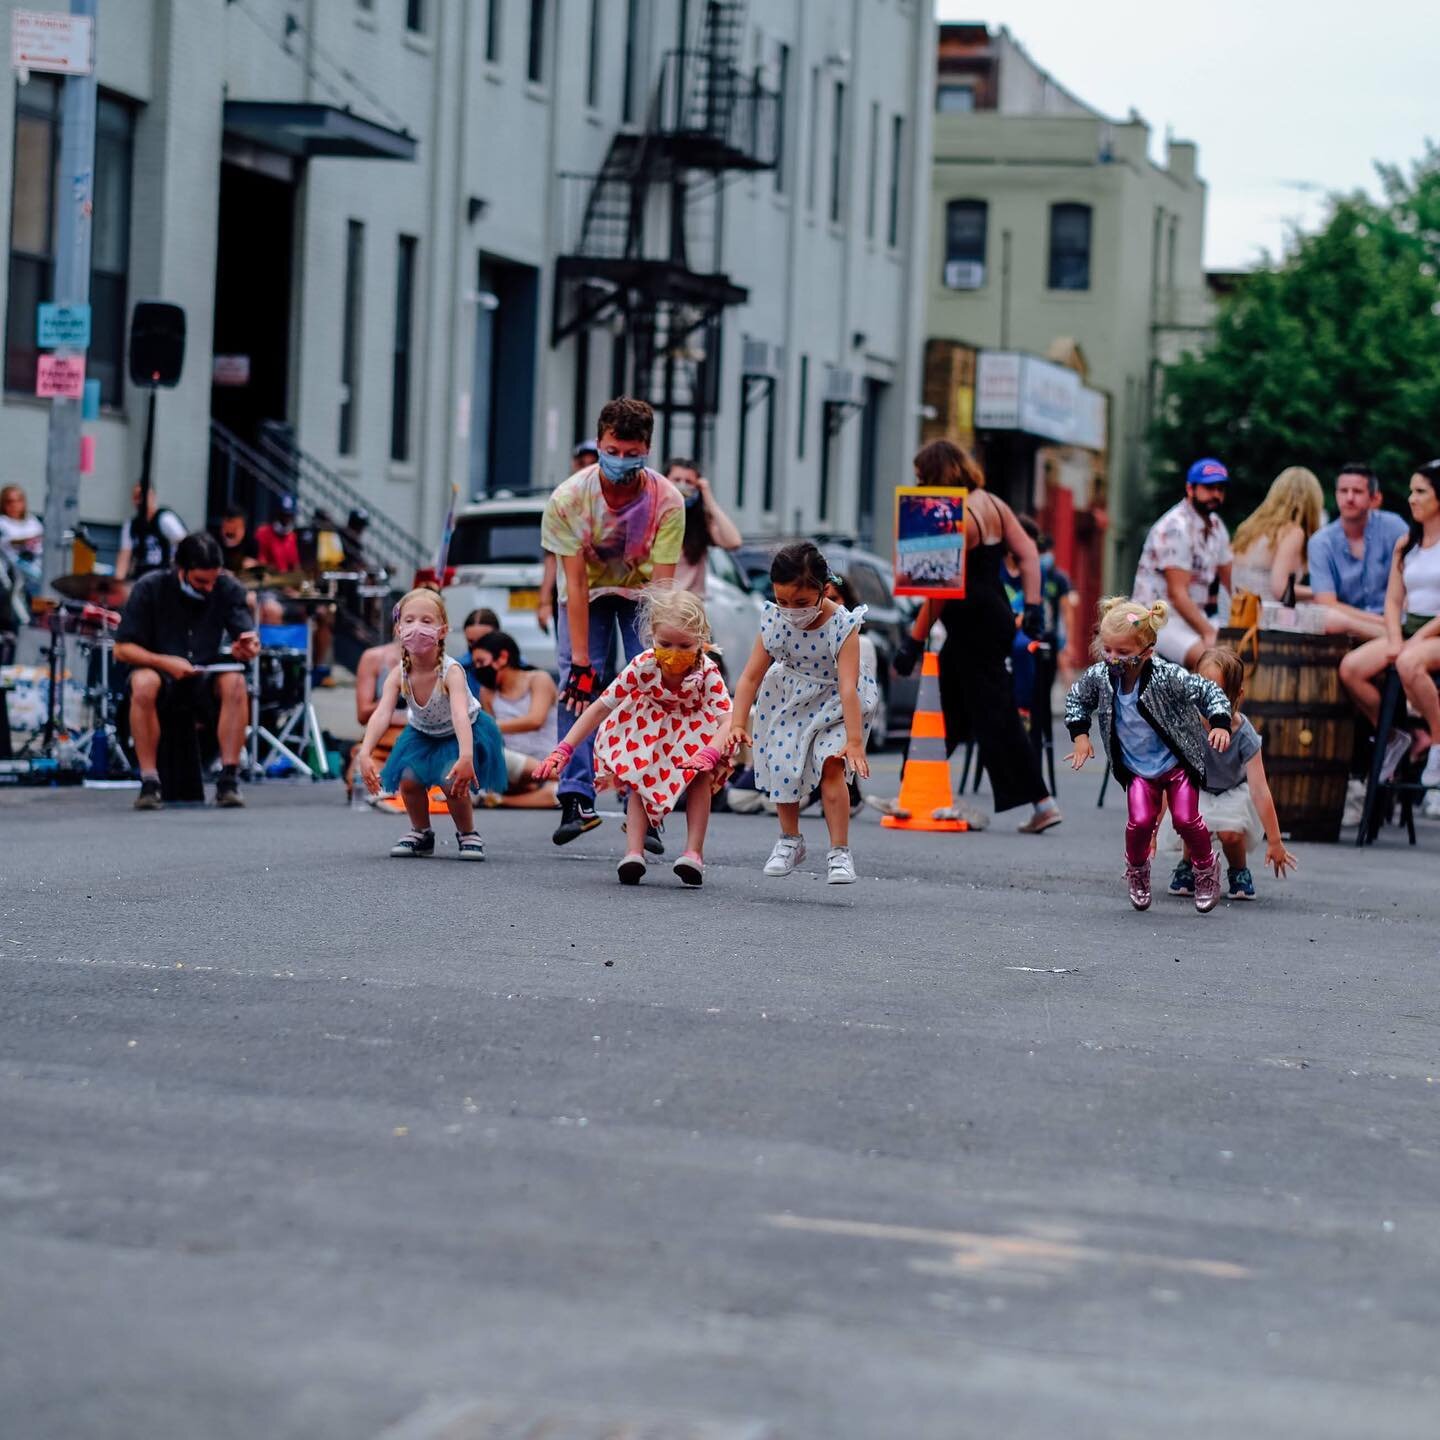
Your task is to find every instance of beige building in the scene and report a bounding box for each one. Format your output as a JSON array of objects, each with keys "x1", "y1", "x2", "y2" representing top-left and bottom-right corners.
[{"x1": 926, "y1": 23, "x2": 1211, "y2": 587}]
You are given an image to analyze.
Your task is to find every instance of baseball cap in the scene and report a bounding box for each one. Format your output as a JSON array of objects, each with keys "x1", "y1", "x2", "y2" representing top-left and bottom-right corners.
[
  {"x1": 278, "y1": 493, "x2": 297, "y2": 514},
  {"x1": 573, "y1": 438, "x2": 599, "y2": 458},
  {"x1": 1186, "y1": 458, "x2": 1229, "y2": 487}
]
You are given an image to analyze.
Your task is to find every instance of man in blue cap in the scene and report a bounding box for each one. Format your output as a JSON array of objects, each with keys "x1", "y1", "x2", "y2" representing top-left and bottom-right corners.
[{"x1": 1132, "y1": 458, "x2": 1234, "y2": 669}]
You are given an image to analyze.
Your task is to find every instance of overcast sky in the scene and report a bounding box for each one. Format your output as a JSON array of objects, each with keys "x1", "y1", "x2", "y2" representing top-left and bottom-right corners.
[{"x1": 935, "y1": 0, "x2": 1438, "y2": 270}]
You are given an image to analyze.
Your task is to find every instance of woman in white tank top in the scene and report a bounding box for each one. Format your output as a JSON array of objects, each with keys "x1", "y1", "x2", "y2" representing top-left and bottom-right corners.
[
  {"x1": 471, "y1": 630, "x2": 562, "y2": 808},
  {"x1": 1338, "y1": 463, "x2": 1440, "y2": 785}
]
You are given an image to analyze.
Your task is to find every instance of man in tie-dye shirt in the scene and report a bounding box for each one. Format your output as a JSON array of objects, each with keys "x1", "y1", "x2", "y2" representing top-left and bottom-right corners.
[{"x1": 540, "y1": 396, "x2": 684, "y2": 845}]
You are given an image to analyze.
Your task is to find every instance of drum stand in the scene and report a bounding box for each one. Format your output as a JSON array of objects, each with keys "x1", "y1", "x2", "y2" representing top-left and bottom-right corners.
[
  {"x1": 246, "y1": 595, "x2": 329, "y2": 781},
  {"x1": 71, "y1": 629, "x2": 124, "y2": 778}
]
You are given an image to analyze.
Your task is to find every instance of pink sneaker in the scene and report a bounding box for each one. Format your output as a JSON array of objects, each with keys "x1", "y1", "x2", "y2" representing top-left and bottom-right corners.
[
  {"x1": 1126, "y1": 862, "x2": 1152, "y2": 911},
  {"x1": 1193, "y1": 854, "x2": 1221, "y2": 913}
]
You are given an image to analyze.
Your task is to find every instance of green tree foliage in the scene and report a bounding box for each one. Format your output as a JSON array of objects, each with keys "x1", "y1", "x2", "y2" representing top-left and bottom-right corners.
[{"x1": 1152, "y1": 145, "x2": 1440, "y2": 519}]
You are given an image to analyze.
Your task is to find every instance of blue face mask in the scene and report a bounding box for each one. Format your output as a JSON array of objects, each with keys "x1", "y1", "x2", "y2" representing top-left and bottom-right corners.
[{"x1": 598, "y1": 451, "x2": 647, "y2": 485}]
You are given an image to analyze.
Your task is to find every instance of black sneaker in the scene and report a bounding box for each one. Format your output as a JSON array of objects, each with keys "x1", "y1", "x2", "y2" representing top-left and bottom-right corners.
[
  {"x1": 552, "y1": 794, "x2": 603, "y2": 846},
  {"x1": 215, "y1": 775, "x2": 245, "y2": 808},
  {"x1": 133, "y1": 778, "x2": 164, "y2": 811},
  {"x1": 1167, "y1": 859, "x2": 1195, "y2": 897},
  {"x1": 389, "y1": 828, "x2": 435, "y2": 858},
  {"x1": 644, "y1": 821, "x2": 665, "y2": 856}
]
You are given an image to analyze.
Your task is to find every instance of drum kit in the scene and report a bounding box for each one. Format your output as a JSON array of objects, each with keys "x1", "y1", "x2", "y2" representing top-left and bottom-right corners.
[{"x1": 4, "y1": 563, "x2": 391, "y2": 786}]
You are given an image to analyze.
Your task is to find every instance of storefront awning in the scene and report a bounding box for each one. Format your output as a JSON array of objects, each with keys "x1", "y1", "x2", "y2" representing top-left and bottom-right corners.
[{"x1": 222, "y1": 102, "x2": 416, "y2": 161}]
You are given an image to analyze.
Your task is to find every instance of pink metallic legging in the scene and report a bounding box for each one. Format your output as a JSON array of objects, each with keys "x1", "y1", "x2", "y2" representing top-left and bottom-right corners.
[{"x1": 1126, "y1": 767, "x2": 1214, "y2": 868}]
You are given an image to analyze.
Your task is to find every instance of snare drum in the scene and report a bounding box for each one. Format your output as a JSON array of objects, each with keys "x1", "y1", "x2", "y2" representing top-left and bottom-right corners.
[{"x1": 257, "y1": 647, "x2": 307, "y2": 711}]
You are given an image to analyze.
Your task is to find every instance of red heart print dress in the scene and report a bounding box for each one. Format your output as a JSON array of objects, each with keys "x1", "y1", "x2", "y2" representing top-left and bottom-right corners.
[{"x1": 593, "y1": 651, "x2": 733, "y2": 822}]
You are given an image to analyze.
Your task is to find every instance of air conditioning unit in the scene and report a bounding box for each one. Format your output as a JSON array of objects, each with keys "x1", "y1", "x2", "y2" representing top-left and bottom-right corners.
[
  {"x1": 943, "y1": 259, "x2": 986, "y2": 291},
  {"x1": 823, "y1": 366, "x2": 865, "y2": 405},
  {"x1": 741, "y1": 338, "x2": 784, "y2": 377}
]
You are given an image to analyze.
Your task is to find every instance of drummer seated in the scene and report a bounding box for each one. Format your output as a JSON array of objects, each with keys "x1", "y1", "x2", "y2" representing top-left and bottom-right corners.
[{"x1": 113, "y1": 532, "x2": 260, "y2": 812}]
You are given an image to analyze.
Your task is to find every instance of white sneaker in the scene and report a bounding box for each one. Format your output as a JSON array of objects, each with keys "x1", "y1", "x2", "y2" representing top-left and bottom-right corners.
[
  {"x1": 826, "y1": 846, "x2": 858, "y2": 884},
  {"x1": 763, "y1": 834, "x2": 806, "y2": 877},
  {"x1": 1421, "y1": 747, "x2": 1440, "y2": 790},
  {"x1": 1379, "y1": 729, "x2": 1411, "y2": 783},
  {"x1": 1342, "y1": 777, "x2": 1367, "y2": 828}
]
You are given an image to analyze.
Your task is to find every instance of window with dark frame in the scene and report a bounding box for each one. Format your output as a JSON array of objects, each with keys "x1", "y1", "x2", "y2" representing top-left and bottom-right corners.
[
  {"x1": 1048, "y1": 202, "x2": 1093, "y2": 291},
  {"x1": 797, "y1": 354, "x2": 809, "y2": 459},
  {"x1": 773, "y1": 43, "x2": 790, "y2": 194},
  {"x1": 804, "y1": 65, "x2": 820, "y2": 211},
  {"x1": 527, "y1": 0, "x2": 547, "y2": 83},
  {"x1": 943, "y1": 199, "x2": 987, "y2": 286},
  {"x1": 390, "y1": 235, "x2": 417, "y2": 463},
  {"x1": 865, "y1": 101, "x2": 880, "y2": 240},
  {"x1": 887, "y1": 115, "x2": 904, "y2": 248},
  {"x1": 586, "y1": 0, "x2": 603, "y2": 109},
  {"x1": 339, "y1": 220, "x2": 365, "y2": 456},
  {"x1": 485, "y1": 0, "x2": 502, "y2": 62},
  {"x1": 828, "y1": 80, "x2": 846, "y2": 224},
  {"x1": 405, "y1": 0, "x2": 426, "y2": 35},
  {"x1": 5, "y1": 77, "x2": 135, "y2": 407},
  {"x1": 622, "y1": 0, "x2": 641, "y2": 122}
]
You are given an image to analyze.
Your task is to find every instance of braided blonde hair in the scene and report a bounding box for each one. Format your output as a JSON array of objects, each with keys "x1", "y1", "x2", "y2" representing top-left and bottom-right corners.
[
  {"x1": 1091, "y1": 594, "x2": 1169, "y2": 660},
  {"x1": 393, "y1": 586, "x2": 448, "y2": 695}
]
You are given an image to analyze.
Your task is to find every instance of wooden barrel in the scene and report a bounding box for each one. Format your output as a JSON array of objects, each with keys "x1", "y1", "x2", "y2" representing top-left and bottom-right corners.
[{"x1": 1220, "y1": 628, "x2": 1355, "y2": 843}]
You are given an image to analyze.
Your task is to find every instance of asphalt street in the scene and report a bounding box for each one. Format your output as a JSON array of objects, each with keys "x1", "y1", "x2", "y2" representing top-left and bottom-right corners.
[{"x1": 2, "y1": 755, "x2": 1438, "y2": 1440}]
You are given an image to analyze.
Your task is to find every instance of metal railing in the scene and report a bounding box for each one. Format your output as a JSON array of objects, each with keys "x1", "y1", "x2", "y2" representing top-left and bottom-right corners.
[{"x1": 655, "y1": 48, "x2": 780, "y2": 171}]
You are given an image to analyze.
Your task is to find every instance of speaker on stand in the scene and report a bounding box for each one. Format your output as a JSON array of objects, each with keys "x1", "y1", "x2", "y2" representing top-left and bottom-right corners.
[{"x1": 126, "y1": 301, "x2": 186, "y2": 564}]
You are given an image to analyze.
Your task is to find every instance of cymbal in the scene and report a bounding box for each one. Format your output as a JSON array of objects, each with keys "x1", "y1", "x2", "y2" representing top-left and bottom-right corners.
[
  {"x1": 239, "y1": 568, "x2": 308, "y2": 590},
  {"x1": 52, "y1": 572, "x2": 131, "y2": 605}
]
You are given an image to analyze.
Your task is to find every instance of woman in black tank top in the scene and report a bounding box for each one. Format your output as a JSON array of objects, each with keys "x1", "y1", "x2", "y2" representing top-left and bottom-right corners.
[{"x1": 896, "y1": 442, "x2": 1060, "y2": 831}]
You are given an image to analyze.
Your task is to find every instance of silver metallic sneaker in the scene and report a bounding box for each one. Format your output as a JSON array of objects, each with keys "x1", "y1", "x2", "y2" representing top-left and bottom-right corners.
[
  {"x1": 826, "y1": 846, "x2": 858, "y2": 884},
  {"x1": 763, "y1": 834, "x2": 806, "y2": 877}
]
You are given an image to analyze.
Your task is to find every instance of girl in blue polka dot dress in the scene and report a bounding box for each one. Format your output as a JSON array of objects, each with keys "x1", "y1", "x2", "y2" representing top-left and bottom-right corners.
[{"x1": 729, "y1": 541, "x2": 878, "y2": 884}]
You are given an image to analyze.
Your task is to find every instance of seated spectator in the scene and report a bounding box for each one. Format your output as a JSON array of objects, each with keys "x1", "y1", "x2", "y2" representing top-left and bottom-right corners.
[
  {"x1": 460, "y1": 607, "x2": 501, "y2": 695},
  {"x1": 1307, "y1": 463, "x2": 1407, "y2": 640},
  {"x1": 211, "y1": 505, "x2": 260, "y2": 575},
  {"x1": 0, "y1": 484, "x2": 44, "y2": 595},
  {"x1": 255, "y1": 495, "x2": 300, "y2": 573},
  {"x1": 117, "y1": 483, "x2": 187, "y2": 580},
  {"x1": 471, "y1": 630, "x2": 559, "y2": 809},
  {"x1": 1338, "y1": 461, "x2": 1440, "y2": 789},
  {"x1": 1230, "y1": 466, "x2": 1324, "y2": 603}
]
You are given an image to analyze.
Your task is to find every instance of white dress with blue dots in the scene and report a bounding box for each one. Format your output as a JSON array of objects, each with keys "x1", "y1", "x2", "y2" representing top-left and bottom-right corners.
[{"x1": 751, "y1": 602, "x2": 879, "y2": 803}]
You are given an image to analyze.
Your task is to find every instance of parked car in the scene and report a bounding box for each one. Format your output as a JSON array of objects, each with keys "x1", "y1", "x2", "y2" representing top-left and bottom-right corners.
[
  {"x1": 433, "y1": 494, "x2": 762, "y2": 679},
  {"x1": 734, "y1": 538, "x2": 920, "y2": 748}
]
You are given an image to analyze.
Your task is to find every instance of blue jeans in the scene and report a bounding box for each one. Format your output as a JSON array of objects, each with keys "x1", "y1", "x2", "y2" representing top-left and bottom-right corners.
[{"x1": 556, "y1": 594, "x2": 644, "y2": 802}]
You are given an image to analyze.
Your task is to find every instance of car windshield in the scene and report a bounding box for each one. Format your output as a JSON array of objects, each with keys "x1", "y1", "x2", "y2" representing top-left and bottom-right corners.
[{"x1": 448, "y1": 515, "x2": 544, "y2": 566}]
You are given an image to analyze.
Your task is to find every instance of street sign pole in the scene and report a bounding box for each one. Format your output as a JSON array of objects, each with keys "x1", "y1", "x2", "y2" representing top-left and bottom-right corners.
[{"x1": 38, "y1": 0, "x2": 99, "y2": 596}]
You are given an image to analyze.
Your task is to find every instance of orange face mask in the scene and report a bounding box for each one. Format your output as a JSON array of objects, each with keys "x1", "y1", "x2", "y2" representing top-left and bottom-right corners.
[{"x1": 654, "y1": 644, "x2": 699, "y2": 677}]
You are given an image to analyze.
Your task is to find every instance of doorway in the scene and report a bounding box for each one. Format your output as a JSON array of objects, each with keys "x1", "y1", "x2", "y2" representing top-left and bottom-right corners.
[
  {"x1": 469, "y1": 256, "x2": 539, "y2": 495},
  {"x1": 209, "y1": 158, "x2": 296, "y2": 518},
  {"x1": 857, "y1": 377, "x2": 888, "y2": 545}
]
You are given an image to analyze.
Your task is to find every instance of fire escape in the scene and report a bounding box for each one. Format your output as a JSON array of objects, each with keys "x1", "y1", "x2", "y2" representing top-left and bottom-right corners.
[{"x1": 552, "y1": 1, "x2": 779, "y2": 463}]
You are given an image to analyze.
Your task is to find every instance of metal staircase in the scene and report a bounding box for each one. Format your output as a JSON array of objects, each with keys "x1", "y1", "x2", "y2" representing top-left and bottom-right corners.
[{"x1": 553, "y1": 0, "x2": 778, "y2": 464}]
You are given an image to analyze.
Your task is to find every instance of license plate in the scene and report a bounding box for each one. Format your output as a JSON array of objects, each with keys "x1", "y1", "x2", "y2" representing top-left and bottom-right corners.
[{"x1": 508, "y1": 589, "x2": 541, "y2": 611}]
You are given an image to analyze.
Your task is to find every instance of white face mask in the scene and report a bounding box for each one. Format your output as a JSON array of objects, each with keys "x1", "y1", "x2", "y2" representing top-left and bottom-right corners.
[{"x1": 777, "y1": 602, "x2": 824, "y2": 628}]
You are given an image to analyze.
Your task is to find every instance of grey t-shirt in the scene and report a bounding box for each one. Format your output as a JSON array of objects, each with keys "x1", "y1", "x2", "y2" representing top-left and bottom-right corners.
[{"x1": 1202, "y1": 714, "x2": 1262, "y2": 793}]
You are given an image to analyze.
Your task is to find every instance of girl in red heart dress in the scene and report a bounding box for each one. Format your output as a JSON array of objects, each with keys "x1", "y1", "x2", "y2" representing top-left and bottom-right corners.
[{"x1": 535, "y1": 589, "x2": 732, "y2": 887}]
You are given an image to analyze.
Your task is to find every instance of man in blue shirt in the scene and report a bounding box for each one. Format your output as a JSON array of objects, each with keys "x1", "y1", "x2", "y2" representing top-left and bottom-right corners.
[{"x1": 1306, "y1": 463, "x2": 1407, "y2": 639}]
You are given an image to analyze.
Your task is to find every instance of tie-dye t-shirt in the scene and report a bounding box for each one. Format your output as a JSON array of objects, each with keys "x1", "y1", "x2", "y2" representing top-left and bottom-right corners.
[{"x1": 541, "y1": 465, "x2": 685, "y2": 600}]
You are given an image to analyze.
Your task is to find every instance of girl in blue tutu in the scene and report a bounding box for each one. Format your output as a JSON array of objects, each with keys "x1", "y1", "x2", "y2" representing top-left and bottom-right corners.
[{"x1": 358, "y1": 588, "x2": 508, "y2": 859}]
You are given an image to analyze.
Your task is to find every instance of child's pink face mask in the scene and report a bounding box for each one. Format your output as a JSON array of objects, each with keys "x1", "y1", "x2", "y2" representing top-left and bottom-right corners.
[{"x1": 398, "y1": 620, "x2": 442, "y2": 655}]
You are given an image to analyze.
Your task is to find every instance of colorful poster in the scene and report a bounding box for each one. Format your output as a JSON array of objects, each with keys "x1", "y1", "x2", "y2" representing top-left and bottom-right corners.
[{"x1": 893, "y1": 485, "x2": 967, "y2": 599}]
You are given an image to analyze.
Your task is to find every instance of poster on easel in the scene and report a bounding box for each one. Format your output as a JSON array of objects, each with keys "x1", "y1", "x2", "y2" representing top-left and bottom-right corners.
[{"x1": 893, "y1": 486, "x2": 967, "y2": 599}]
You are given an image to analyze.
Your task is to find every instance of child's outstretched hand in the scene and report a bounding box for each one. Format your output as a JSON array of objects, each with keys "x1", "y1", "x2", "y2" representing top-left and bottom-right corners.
[
  {"x1": 1265, "y1": 837, "x2": 1298, "y2": 879},
  {"x1": 359, "y1": 752, "x2": 382, "y2": 796},
  {"x1": 532, "y1": 741, "x2": 574, "y2": 781},
  {"x1": 1065, "y1": 734, "x2": 1094, "y2": 770},
  {"x1": 1208, "y1": 726, "x2": 1232, "y2": 753},
  {"x1": 446, "y1": 754, "x2": 476, "y2": 799},
  {"x1": 844, "y1": 738, "x2": 871, "y2": 781},
  {"x1": 726, "y1": 727, "x2": 752, "y2": 756}
]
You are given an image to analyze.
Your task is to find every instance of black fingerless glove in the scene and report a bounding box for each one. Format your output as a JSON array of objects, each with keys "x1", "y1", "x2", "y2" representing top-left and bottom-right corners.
[
  {"x1": 893, "y1": 634, "x2": 922, "y2": 678},
  {"x1": 1021, "y1": 603, "x2": 1046, "y2": 640},
  {"x1": 561, "y1": 663, "x2": 598, "y2": 710}
]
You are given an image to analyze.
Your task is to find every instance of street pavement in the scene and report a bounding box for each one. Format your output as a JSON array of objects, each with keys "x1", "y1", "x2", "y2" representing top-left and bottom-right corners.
[{"x1": 2, "y1": 752, "x2": 1438, "y2": 1440}]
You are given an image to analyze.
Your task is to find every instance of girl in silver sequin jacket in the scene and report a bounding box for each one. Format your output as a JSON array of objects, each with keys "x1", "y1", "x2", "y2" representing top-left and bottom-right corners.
[{"x1": 1065, "y1": 655, "x2": 1231, "y2": 787}]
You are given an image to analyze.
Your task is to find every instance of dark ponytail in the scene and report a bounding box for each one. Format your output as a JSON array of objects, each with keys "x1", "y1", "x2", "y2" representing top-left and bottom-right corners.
[{"x1": 770, "y1": 541, "x2": 829, "y2": 592}]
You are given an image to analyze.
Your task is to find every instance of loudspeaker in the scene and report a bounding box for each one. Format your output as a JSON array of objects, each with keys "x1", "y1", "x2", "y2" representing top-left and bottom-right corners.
[{"x1": 128, "y1": 301, "x2": 186, "y2": 388}]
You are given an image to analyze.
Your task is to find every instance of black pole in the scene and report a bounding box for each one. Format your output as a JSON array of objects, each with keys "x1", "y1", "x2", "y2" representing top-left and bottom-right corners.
[{"x1": 134, "y1": 387, "x2": 158, "y2": 557}]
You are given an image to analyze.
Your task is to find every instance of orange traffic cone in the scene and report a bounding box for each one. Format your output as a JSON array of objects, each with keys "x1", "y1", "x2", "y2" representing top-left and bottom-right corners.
[{"x1": 881, "y1": 650, "x2": 967, "y2": 833}]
